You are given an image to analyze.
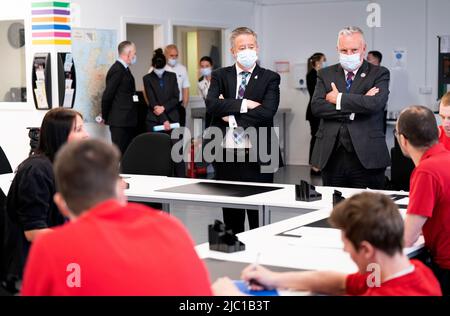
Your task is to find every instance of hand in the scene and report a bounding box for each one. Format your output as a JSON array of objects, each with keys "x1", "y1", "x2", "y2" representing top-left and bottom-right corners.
[
  {"x1": 222, "y1": 116, "x2": 229, "y2": 123},
  {"x1": 326, "y1": 82, "x2": 339, "y2": 105},
  {"x1": 365, "y1": 87, "x2": 380, "y2": 96},
  {"x1": 153, "y1": 105, "x2": 165, "y2": 116},
  {"x1": 241, "y1": 264, "x2": 278, "y2": 291},
  {"x1": 163, "y1": 120, "x2": 171, "y2": 131},
  {"x1": 247, "y1": 100, "x2": 261, "y2": 110},
  {"x1": 212, "y1": 277, "x2": 245, "y2": 296}
]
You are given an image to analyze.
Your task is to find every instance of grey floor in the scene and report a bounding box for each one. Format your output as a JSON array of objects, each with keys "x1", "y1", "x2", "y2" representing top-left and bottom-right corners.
[{"x1": 169, "y1": 165, "x2": 322, "y2": 244}]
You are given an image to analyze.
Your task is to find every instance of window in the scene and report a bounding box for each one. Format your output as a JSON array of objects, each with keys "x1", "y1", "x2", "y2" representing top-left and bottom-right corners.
[{"x1": 0, "y1": 20, "x2": 26, "y2": 102}]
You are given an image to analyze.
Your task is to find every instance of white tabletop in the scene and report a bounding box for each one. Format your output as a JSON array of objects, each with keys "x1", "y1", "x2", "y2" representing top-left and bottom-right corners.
[{"x1": 196, "y1": 207, "x2": 424, "y2": 274}]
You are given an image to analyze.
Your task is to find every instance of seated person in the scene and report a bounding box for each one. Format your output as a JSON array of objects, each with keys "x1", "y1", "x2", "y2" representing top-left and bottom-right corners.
[
  {"x1": 438, "y1": 92, "x2": 450, "y2": 150},
  {"x1": 212, "y1": 192, "x2": 442, "y2": 296},
  {"x1": 21, "y1": 139, "x2": 211, "y2": 296},
  {"x1": 398, "y1": 105, "x2": 450, "y2": 295},
  {"x1": 2, "y1": 108, "x2": 88, "y2": 293},
  {"x1": 143, "y1": 48, "x2": 180, "y2": 132}
]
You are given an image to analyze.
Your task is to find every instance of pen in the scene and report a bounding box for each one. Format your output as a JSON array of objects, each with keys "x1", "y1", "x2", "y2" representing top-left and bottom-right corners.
[{"x1": 248, "y1": 252, "x2": 264, "y2": 289}]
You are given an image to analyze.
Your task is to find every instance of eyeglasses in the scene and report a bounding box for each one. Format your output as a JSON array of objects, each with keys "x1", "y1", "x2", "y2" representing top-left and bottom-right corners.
[{"x1": 393, "y1": 128, "x2": 407, "y2": 139}]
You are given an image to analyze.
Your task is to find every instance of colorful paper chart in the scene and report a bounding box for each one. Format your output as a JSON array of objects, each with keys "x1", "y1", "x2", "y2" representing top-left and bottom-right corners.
[{"x1": 32, "y1": 1, "x2": 71, "y2": 45}]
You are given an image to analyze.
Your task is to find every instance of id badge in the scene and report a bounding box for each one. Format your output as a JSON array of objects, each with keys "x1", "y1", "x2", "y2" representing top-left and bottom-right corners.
[{"x1": 133, "y1": 95, "x2": 139, "y2": 102}]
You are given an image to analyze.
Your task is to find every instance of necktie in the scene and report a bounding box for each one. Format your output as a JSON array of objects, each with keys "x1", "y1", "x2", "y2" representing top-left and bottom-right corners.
[
  {"x1": 233, "y1": 71, "x2": 251, "y2": 146},
  {"x1": 346, "y1": 71, "x2": 354, "y2": 93},
  {"x1": 238, "y1": 71, "x2": 251, "y2": 99}
]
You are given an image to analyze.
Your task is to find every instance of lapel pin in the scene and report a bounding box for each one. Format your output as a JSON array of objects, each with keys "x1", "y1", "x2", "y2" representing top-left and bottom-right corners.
[
  {"x1": 361, "y1": 73, "x2": 366, "y2": 78},
  {"x1": 254, "y1": 75, "x2": 258, "y2": 80}
]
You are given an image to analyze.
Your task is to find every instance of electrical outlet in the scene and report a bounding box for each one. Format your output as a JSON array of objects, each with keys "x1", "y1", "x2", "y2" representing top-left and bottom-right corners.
[{"x1": 419, "y1": 87, "x2": 432, "y2": 94}]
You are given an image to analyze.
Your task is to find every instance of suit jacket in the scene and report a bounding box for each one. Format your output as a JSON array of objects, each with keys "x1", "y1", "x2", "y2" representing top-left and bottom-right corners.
[
  {"x1": 205, "y1": 64, "x2": 282, "y2": 169},
  {"x1": 143, "y1": 71, "x2": 180, "y2": 129},
  {"x1": 101, "y1": 61, "x2": 138, "y2": 127},
  {"x1": 311, "y1": 60, "x2": 391, "y2": 170}
]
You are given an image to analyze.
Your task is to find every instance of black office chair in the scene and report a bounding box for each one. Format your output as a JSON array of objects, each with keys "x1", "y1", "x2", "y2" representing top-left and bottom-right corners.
[
  {"x1": 0, "y1": 146, "x2": 12, "y2": 175},
  {"x1": 390, "y1": 137, "x2": 415, "y2": 191},
  {"x1": 121, "y1": 132, "x2": 173, "y2": 176}
]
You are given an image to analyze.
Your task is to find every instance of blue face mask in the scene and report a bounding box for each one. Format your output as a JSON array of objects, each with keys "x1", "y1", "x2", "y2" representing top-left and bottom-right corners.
[
  {"x1": 200, "y1": 67, "x2": 212, "y2": 77},
  {"x1": 167, "y1": 58, "x2": 177, "y2": 67},
  {"x1": 154, "y1": 68, "x2": 165, "y2": 78},
  {"x1": 321, "y1": 61, "x2": 328, "y2": 69},
  {"x1": 339, "y1": 53, "x2": 361, "y2": 72},
  {"x1": 131, "y1": 55, "x2": 137, "y2": 65},
  {"x1": 237, "y1": 49, "x2": 258, "y2": 69}
]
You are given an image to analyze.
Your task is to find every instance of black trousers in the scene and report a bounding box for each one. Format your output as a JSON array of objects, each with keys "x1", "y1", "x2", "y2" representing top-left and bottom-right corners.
[
  {"x1": 322, "y1": 146, "x2": 385, "y2": 189},
  {"x1": 178, "y1": 102, "x2": 186, "y2": 127},
  {"x1": 308, "y1": 118, "x2": 320, "y2": 165},
  {"x1": 215, "y1": 155, "x2": 274, "y2": 234},
  {"x1": 110, "y1": 126, "x2": 136, "y2": 155}
]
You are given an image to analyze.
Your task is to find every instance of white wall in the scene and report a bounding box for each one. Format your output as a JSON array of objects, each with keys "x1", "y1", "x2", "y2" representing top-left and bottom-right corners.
[
  {"x1": 260, "y1": 0, "x2": 450, "y2": 165},
  {"x1": 0, "y1": 0, "x2": 257, "y2": 170},
  {"x1": 127, "y1": 24, "x2": 154, "y2": 91}
]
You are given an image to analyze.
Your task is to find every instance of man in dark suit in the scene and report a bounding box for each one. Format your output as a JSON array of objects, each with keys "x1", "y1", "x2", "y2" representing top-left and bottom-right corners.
[
  {"x1": 206, "y1": 27, "x2": 281, "y2": 234},
  {"x1": 102, "y1": 41, "x2": 139, "y2": 154},
  {"x1": 311, "y1": 26, "x2": 390, "y2": 189}
]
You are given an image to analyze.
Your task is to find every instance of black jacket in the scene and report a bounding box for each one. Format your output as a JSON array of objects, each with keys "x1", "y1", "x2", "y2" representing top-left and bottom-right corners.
[
  {"x1": 101, "y1": 61, "x2": 138, "y2": 127},
  {"x1": 3, "y1": 155, "x2": 65, "y2": 281},
  {"x1": 143, "y1": 71, "x2": 180, "y2": 129},
  {"x1": 205, "y1": 64, "x2": 282, "y2": 170},
  {"x1": 311, "y1": 60, "x2": 391, "y2": 170}
]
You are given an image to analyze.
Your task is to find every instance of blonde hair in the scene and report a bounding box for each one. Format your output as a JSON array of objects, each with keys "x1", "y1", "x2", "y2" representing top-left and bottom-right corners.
[{"x1": 441, "y1": 92, "x2": 450, "y2": 107}]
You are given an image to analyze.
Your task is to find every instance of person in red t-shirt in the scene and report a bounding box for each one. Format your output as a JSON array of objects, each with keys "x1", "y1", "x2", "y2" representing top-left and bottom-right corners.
[
  {"x1": 212, "y1": 192, "x2": 442, "y2": 296},
  {"x1": 21, "y1": 139, "x2": 212, "y2": 296},
  {"x1": 438, "y1": 92, "x2": 450, "y2": 150},
  {"x1": 396, "y1": 105, "x2": 450, "y2": 295}
]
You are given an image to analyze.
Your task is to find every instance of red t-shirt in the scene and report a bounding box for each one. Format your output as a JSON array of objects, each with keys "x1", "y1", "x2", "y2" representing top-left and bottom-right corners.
[
  {"x1": 439, "y1": 125, "x2": 450, "y2": 151},
  {"x1": 21, "y1": 200, "x2": 212, "y2": 296},
  {"x1": 407, "y1": 143, "x2": 450, "y2": 270},
  {"x1": 346, "y1": 260, "x2": 442, "y2": 296}
]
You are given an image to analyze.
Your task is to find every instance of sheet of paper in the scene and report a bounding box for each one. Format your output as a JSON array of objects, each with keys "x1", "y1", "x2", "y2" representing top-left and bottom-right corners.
[
  {"x1": 36, "y1": 69, "x2": 45, "y2": 80},
  {"x1": 395, "y1": 197, "x2": 409, "y2": 205},
  {"x1": 63, "y1": 89, "x2": 74, "y2": 108},
  {"x1": 34, "y1": 88, "x2": 48, "y2": 109}
]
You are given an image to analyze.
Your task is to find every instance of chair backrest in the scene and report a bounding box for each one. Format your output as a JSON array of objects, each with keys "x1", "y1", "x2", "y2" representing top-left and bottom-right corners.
[
  {"x1": 121, "y1": 132, "x2": 173, "y2": 176},
  {"x1": 0, "y1": 146, "x2": 12, "y2": 175}
]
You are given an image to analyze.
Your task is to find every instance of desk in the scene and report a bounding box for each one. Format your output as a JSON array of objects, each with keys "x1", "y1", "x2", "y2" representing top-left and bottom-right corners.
[
  {"x1": 197, "y1": 207, "x2": 425, "y2": 276},
  {"x1": 0, "y1": 173, "x2": 410, "y2": 227}
]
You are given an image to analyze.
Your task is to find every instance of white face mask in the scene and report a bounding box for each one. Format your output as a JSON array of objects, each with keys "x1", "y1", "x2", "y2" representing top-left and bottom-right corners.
[
  {"x1": 200, "y1": 67, "x2": 212, "y2": 77},
  {"x1": 339, "y1": 53, "x2": 361, "y2": 72},
  {"x1": 167, "y1": 58, "x2": 177, "y2": 67},
  {"x1": 236, "y1": 49, "x2": 258, "y2": 69},
  {"x1": 154, "y1": 68, "x2": 165, "y2": 78}
]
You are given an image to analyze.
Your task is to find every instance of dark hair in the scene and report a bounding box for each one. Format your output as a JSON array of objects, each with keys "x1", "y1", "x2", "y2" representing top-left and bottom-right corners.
[
  {"x1": 152, "y1": 48, "x2": 166, "y2": 69},
  {"x1": 307, "y1": 52, "x2": 325, "y2": 73},
  {"x1": 368, "y1": 50, "x2": 383, "y2": 63},
  {"x1": 200, "y1": 56, "x2": 213, "y2": 66},
  {"x1": 54, "y1": 139, "x2": 121, "y2": 215},
  {"x1": 36, "y1": 108, "x2": 82, "y2": 162},
  {"x1": 397, "y1": 105, "x2": 439, "y2": 148},
  {"x1": 329, "y1": 192, "x2": 404, "y2": 256}
]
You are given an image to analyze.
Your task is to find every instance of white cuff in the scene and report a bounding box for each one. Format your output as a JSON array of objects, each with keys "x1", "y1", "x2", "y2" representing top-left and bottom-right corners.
[
  {"x1": 336, "y1": 93, "x2": 343, "y2": 110},
  {"x1": 228, "y1": 115, "x2": 238, "y2": 129},
  {"x1": 240, "y1": 99, "x2": 248, "y2": 113}
]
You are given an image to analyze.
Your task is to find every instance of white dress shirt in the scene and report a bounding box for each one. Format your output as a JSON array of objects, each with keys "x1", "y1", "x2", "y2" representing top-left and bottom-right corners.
[{"x1": 336, "y1": 67, "x2": 359, "y2": 120}]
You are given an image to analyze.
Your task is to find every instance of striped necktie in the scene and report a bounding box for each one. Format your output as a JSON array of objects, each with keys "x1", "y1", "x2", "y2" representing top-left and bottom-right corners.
[
  {"x1": 346, "y1": 71, "x2": 354, "y2": 93},
  {"x1": 233, "y1": 71, "x2": 251, "y2": 146}
]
